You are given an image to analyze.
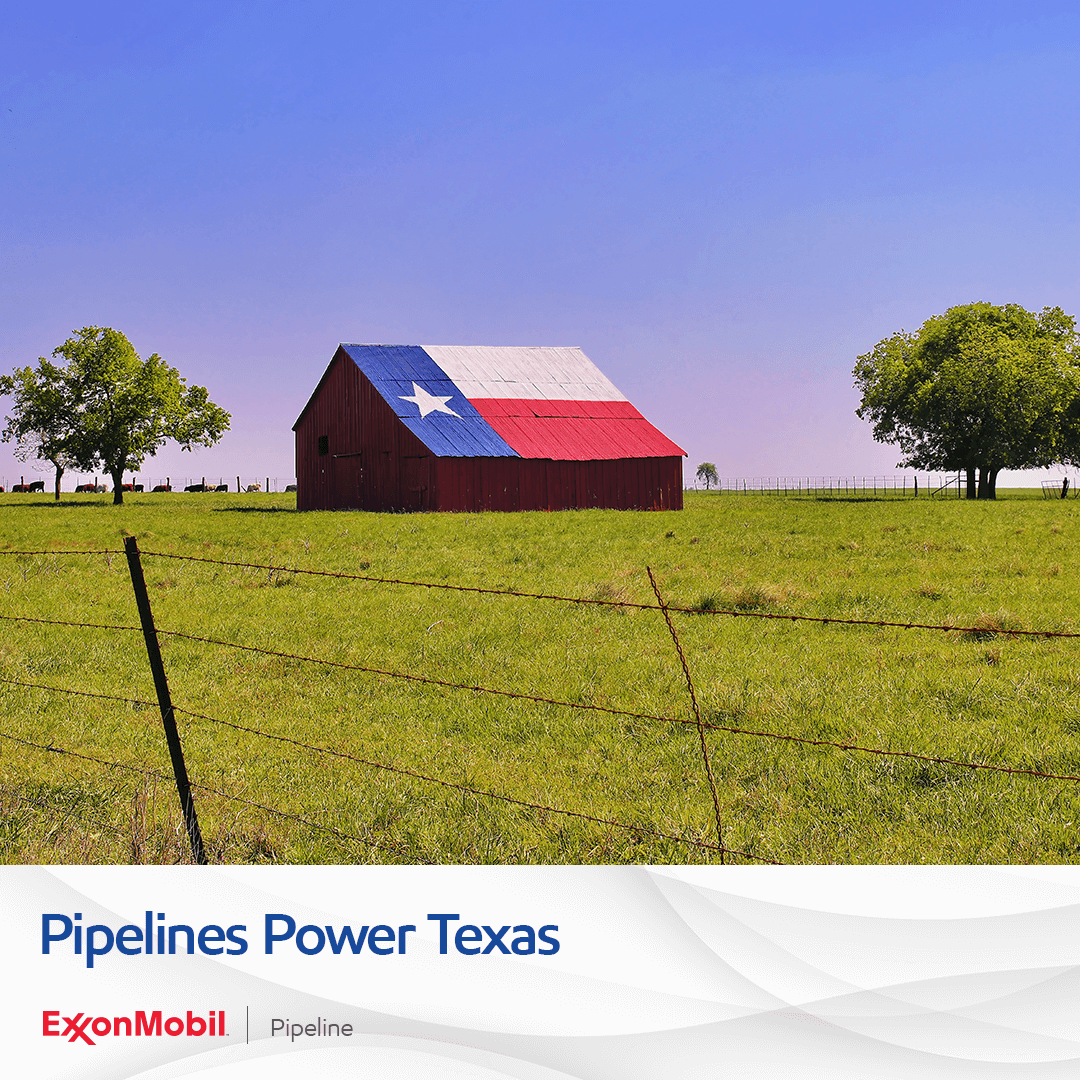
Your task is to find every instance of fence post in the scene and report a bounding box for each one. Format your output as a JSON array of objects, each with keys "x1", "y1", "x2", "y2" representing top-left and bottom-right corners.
[
  {"x1": 646, "y1": 567, "x2": 726, "y2": 862},
  {"x1": 123, "y1": 536, "x2": 207, "y2": 865}
]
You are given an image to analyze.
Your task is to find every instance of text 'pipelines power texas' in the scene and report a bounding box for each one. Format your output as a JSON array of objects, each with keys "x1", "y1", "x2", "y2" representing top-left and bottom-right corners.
[{"x1": 42, "y1": 911, "x2": 561, "y2": 968}]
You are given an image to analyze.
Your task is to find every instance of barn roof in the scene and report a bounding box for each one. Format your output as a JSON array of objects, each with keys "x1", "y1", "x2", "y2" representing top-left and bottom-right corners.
[{"x1": 296, "y1": 345, "x2": 686, "y2": 461}]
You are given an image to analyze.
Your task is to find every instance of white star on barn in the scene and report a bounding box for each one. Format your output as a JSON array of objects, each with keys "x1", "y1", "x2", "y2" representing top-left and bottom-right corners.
[{"x1": 400, "y1": 383, "x2": 461, "y2": 419}]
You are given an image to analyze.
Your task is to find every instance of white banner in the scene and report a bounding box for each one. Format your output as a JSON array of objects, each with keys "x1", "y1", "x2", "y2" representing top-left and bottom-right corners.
[{"x1": 5, "y1": 865, "x2": 1080, "y2": 1078}]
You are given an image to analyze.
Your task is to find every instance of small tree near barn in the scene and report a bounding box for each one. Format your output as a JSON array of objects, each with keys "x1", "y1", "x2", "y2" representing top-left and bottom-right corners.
[
  {"x1": 696, "y1": 462, "x2": 719, "y2": 490},
  {"x1": 2, "y1": 327, "x2": 231, "y2": 505},
  {"x1": 0, "y1": 358, "x2": 81, "y2": 500},
  {"x1": 854, "y1": 302, "x2": 1080, "y2": 499}
]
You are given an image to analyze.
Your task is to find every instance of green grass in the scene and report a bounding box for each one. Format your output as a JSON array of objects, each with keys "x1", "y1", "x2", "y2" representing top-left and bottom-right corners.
[{"x1": 2, "y1": 487, "x2": 1080, "y2": 865}]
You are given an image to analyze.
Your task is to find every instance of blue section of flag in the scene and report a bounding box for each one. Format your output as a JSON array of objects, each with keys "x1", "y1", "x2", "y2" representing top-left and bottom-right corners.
[{"x1": 341, "y1": 345, "x2": 518, "y2": 457}]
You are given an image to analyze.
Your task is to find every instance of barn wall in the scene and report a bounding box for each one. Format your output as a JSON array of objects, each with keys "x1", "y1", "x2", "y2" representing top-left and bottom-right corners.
[
  {"x1": 295, "y1": 348, "x2": 434, "y2": 512},
  {"x1": 432, "y1": 456, "x2": 682, "y2": 512},
  {"x1": 297, "y1": 351, "x2": 682, "y2": 512}
]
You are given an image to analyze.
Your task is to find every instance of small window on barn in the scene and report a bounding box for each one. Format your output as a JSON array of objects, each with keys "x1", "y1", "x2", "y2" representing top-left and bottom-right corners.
[{"x1": 318, "y1": 435, "x2": 329, "y2": 456}]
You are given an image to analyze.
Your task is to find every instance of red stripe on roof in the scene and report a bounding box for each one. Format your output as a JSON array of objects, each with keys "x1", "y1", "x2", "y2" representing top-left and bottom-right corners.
[
  {"x1": 471, "y1": 398, "x2": 645, "y2": 420},
  {"x1": 472, "y1": 400, "x2": 685, "y2": 460},
  {"x1": 519, "y1": 399, "x2": 644, "y2": 420}
]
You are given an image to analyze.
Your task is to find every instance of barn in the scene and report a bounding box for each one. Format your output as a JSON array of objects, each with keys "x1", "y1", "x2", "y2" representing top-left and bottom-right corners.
[{"x1": 293, "y1": 344, "x2": 686, "y2": 512}]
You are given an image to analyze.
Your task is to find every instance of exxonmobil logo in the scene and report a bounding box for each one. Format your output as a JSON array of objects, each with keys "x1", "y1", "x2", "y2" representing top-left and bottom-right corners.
[{"x1": 43, "y1": 1010, "x2": 227, "y2": 1045}]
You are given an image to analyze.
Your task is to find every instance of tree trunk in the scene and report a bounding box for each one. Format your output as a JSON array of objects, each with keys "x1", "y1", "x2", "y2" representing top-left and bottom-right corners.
[
  {"x1": 54, "y1": 464, "x2": 64, "y2": 502},
  {"x1": 112, "y1": 468, "x2": 124, "y2": 505},
  {"x1": 977, "y1": 466, "x2": 1000, "y2": 500},
  {"x1": 965, "y1": 468, "x2": 977, "y2": 499}
]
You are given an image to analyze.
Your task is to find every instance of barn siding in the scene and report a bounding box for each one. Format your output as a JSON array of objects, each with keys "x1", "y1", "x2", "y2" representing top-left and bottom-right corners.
[{"x1": 296, "y1": 348, "x2": 683, "y2": 512}]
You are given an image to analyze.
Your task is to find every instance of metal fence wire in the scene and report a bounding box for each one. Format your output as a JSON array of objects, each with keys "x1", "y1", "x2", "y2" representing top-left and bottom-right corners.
[
  {"x1": 693, "y1": 475, "x2": 973, "y2": 497},
  {"x1": 3, "y1": 543, "x2": 1080, "y2": 865}
]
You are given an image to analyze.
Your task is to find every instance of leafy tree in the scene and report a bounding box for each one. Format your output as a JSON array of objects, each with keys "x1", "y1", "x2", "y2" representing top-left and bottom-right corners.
[
  {"x1": 696, "y1": 462, "x2": 719, "y2": 490},
  {"x1": 1, "y1": 327, "x2": 231, "y2": 505},
  {"x1": 854, "y1": 303, "x2": 1080, "y2": 499},
  {"x1": 0, "y1": 359, "x2": 81, "y2": 501}
]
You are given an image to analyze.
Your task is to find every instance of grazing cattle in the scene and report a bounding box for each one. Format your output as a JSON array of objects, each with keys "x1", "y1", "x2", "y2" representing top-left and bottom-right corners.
[
  {"x1": 75, "y1": 483, "x2": 94, "y2": 492},
  {"x1": 184, "y1": 483, "x2": 206, "y2": 492},
  {"x1": 245, "y1": 483, "x2": 261, "y2": 492},
  {"x1": 12, "y1": 484, "x2": 30, "y2": 492},
  {"x1": 27, "y1": 480, "x2": 45, "y2": 493},
  {"x1": 152, "y1": 484, "x2": 171, "y2": 492},
  {"x1": 215, "y1": 484, "x2": 229, "y2": 492},
  {"x1": 285, "y1": 484, "x2": 297, "y2": 492}
]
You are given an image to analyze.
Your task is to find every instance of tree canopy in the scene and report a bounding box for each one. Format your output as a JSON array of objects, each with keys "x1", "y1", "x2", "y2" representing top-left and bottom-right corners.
[
  {"x1": 853, "y1": 302, "x2": 1080, "y2": 498},
  {"x1": 696, "y1": 462, "x2": 719, "y2": 490},
  {"x1": 1, "y1": 327, "x2": 231, "y2": 504},
  {"x1": 0, "y1": 358, "x2": 81, "y2": 500}
]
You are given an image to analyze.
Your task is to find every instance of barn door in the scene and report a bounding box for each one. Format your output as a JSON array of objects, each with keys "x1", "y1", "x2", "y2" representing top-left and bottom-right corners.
[
  {"x1": 403, "y1": 455, "x2": 430, "y2": 512},
  {"x1": 331, "y1": 452, "x2": 362, "y2": 510}
]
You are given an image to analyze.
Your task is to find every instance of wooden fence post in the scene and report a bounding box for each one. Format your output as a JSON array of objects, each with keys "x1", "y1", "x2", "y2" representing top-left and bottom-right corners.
[{"x1": 124, "y1": 536, "x2": 207, "y2": 864}]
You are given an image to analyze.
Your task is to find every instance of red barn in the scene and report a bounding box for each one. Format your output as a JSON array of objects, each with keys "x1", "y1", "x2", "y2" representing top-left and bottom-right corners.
[{"x1": 293, "y1": 345, "x2": 685, "y2": 512}]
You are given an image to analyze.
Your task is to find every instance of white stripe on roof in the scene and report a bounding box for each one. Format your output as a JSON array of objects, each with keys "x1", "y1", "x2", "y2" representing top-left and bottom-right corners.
[{"x1": 422, "y1": 346, "x2": 627, "y2": 402}]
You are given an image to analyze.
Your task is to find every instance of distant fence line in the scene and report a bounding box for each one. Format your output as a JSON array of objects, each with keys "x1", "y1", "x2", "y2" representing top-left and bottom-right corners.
[
  {"x1": 690, "y1": 475, "x2": 925, "y2": 496},
  {"x1": 690, "y1": 475, "x2": 964, "y2": 497},
  {"x1": 5, "y1": 474, "x2": 1076, "y2": 498},
  {"x1": 692, "y1": 474, "x2": 1079, "y2": 498},
  {"x1": 0, "y1": 476, "x2": 297, "y2": 494}
]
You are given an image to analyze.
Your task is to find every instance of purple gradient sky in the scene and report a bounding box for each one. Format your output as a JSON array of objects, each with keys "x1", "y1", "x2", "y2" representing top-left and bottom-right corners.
[{"x1": 3, "y1": 1, "x2": 1080, "y2": 489}]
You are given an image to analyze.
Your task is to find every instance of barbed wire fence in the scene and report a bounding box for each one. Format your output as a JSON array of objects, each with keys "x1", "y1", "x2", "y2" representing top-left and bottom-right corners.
[
  {"x1": 4, "y1": 543, "x2": 1080, "y2": 864},
  {"x1": 689, "y1": 475, "x2": 1080, "y2": 498},
  {"x1": 689, "y1": 475, "x2": 951, "y2": 497}
]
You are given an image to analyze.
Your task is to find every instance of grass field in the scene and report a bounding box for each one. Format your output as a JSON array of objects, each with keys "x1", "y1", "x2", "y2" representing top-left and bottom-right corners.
[{"x1": 2, "y1": 487, "x2": 1079, "y2": 865}]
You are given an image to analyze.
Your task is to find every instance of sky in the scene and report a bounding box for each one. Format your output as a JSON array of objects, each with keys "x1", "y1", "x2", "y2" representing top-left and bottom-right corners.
[{"x1": 3, "y1": 0, "x2": 1080, "y2": 489}]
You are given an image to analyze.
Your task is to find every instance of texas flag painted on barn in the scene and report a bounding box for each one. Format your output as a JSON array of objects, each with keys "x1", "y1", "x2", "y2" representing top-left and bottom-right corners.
[{"x1": 340, "y1": 344, "x2": 686, "y2": 460}]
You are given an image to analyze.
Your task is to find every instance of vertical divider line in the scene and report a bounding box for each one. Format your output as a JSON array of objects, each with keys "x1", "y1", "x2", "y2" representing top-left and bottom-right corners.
[
  {"x1": 646, "y1": 566, "x2": 726, "y2": 862},
  {"x1": 124, "y1": 535, "x2": 207, "y2": 865}
]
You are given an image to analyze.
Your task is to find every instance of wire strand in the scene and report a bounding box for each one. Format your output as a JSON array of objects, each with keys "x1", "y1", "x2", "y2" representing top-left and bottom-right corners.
[
  {"x1": 0, "y1": 612, "x2": 139, "y2": 633},
  {"x1": 134, "y1": 550, "x2": 1079, "y2": 638},
  {"x1": 2, "y1": 546, "x2": 1074, "y2": 638}
]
